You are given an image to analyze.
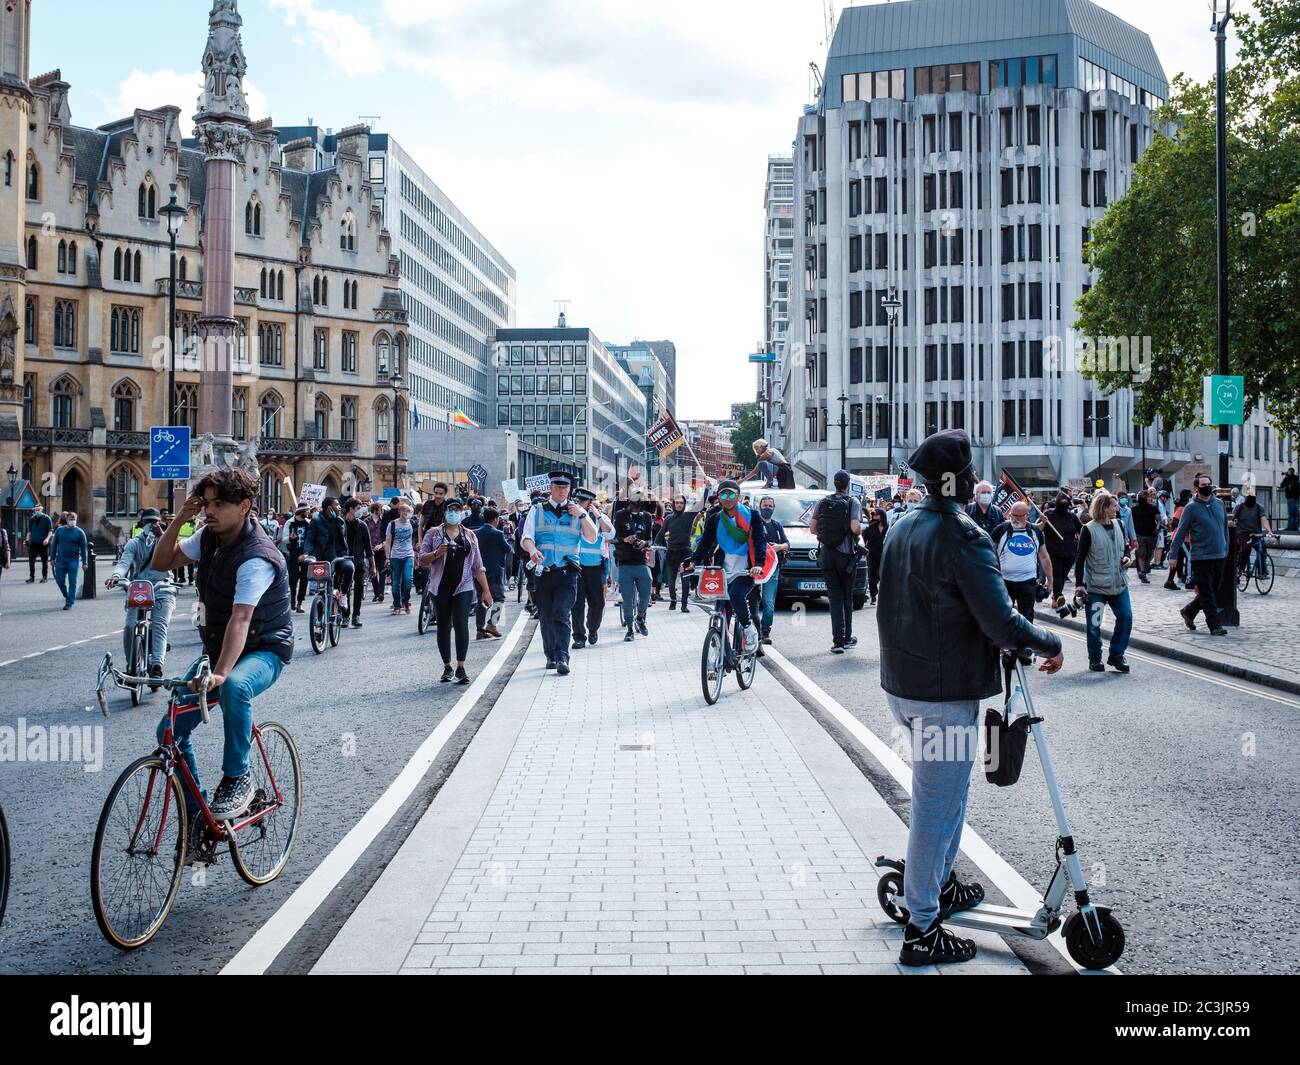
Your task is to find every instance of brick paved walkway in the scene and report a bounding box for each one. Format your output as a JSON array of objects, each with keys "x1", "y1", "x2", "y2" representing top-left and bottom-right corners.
[{"x1": 315, "y1": 608, "x2": 1028, "y2": 975}]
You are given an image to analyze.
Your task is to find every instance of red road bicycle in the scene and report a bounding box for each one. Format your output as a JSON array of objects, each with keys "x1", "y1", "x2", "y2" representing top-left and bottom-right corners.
[{"x1": 91, "y1": 652, "x2": 302, "y2": 949}]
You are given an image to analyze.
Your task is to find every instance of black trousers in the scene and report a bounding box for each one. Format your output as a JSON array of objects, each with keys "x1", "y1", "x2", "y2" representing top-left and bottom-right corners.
[
  {"x1": 665, "y1": 548, "x2": 692, "y2": 605},
  {"x1": 1048, "y1": 554, "x2": 1072, "y2": 598},
  {"x1": 289, "y1": 553, "x2": 308, "y2": 606},
  {"x1": 1187, "y1": 556, "x2": 1225, "y2": 630},
  {"x1": 571, "y1": 564, "x2": 606, "y2": 642},
  {"x1": 536, "y1": 566, "x2": 578, "y2": 663},
  {"x1": 371, "y1": 547, "x2": 387, "y2": 597},
  {"x1": 351, "y1": 557, "x2": 369, "y2": 618},
  {"x1": 436, "y1": 588, "x2": 474, "y2": 664},
  {"x1": 28, "y1": 541, "x2": 49, "y2": 580},
  {"x1": 866, "y1": 551, "x2": 882, "y2": 601},
  {"x1": 821, "y1": 548, "x2": 856, "y2": 645}
]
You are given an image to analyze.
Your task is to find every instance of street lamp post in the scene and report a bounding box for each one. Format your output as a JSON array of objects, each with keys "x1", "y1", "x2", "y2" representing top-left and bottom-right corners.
[
  {"x1": 836, "y1": 392, "x2": 848, "y2": 471},
  {"x1": 391, "y1": 374, "x2": 405, "y2": 493},
  {"x1": 880, "y1": 288, "x2": 902, "y2": 475},
  {"x1": 4, "y1": 463, "x2": 15, "y2": 547},
  {"x1": 159, "y1": 184, "x2": 186, "y2": 511}
]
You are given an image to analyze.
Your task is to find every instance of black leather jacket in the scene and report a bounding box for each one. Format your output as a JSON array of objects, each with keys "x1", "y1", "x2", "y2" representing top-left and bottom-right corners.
[{"x1": 877, "y1": 496, "x2": 1061, "y2": 701}]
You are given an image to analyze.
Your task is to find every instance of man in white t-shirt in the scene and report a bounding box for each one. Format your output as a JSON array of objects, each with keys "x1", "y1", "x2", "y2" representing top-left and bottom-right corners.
[{"x1": 150, "y1": 467, "x2": 293, "y2": 827}]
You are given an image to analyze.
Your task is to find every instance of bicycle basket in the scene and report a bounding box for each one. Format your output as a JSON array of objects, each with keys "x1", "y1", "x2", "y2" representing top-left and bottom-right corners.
[
  {"x1": 126, "y1": 580, "x2": 155, "y2": 609},
  {"x1": 698, "y1": 566, "x2": 727, "y2": 598},
  {"x1": 309, "y1": 561, "x2": 330, "y2": 580}
]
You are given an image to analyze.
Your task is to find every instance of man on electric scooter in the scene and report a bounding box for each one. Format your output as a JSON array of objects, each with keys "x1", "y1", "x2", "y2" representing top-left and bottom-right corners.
[
  {"x1": 149, "y1": 467, "x2": 293, "y2": 826},
  {"x1": 877, "y1": 429, "x2": 1063, "y2": 966},
  {"x1": 104, "y1": 507, "x2": 175, "y2": 682}
]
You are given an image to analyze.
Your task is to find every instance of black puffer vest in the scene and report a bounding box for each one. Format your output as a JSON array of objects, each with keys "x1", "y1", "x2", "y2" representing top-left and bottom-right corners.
[{"x1": 196, "y1": 517, "x2": 294, "y2": 664}]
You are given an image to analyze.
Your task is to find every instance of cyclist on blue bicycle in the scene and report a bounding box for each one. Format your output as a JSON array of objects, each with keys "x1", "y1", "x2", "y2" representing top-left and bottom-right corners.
[
  {"x1": 149, "y1": 467, "x2": 293, "y2": 822},
  {"x1": 104, "y1": 507, "x2": 175, "y2": 681},
  {"x1": 685, "y1": 478, "x2": 771, "y2": 653}
]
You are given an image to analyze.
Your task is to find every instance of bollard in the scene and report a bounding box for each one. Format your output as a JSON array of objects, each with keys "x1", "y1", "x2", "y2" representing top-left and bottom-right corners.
[{"x1": 84, "y1": 544, "x2": 96, "y2": 600}]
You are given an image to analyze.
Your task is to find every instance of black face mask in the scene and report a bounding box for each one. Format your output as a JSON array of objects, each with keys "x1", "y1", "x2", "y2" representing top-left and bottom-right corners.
[{"x1": 1197, "y1": 483, "x2": 1213, "y2": 497}]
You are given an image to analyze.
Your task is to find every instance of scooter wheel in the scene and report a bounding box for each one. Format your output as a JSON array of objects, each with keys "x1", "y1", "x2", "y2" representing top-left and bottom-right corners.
[
  {"x1": 1063, "y1": 909, "x2": 1124, "y2": 969},
  {"x1": 876, "y1": 870, "x2": 909, "y2": 925}
]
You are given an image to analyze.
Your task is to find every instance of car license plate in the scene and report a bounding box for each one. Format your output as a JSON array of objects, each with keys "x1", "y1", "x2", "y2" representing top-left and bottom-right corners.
[{"x1": 798, "y1": 580, "x2": 827, "y2": 592}]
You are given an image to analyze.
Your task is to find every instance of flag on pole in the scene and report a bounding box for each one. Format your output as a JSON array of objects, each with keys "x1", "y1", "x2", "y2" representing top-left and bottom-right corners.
[
  {"x1": 411, "y1": 402, "x2": 420, "y2": 430},
  {"x1": 450, "y1": 406, "x2": 480, "y2": 429}
]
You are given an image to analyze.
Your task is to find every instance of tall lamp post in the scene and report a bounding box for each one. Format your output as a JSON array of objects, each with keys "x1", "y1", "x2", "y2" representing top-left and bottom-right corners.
[
  {"x1": 836, "y1": 392, "x2": 848, "y2": 472},
  {"x1": 1211, "y1": 0, "x2": 1240, "y2": 626},
  {"x1": 4, "y1": 463, "x2": 15, "y2": 547},
  {"x1": 880, "y1": 288, "x2": 902, "y2": 475},
  {"x1": 159, "y1": 184, "x2": 186, "y2": 510},
  {"x1": 391, "y1": 373, "x2": 405, "y2": 494}
]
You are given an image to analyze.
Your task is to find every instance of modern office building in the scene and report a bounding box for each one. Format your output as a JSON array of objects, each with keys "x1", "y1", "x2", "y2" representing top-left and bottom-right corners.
[
  {"x1": 609, "y1": 341, "x2": 674, "y2": 471},
  {"x1": 783, "y1": 0, "x2": 1203, "y2": 489},
  {"x1": 760, "y1": 154, "x2": 794, "y2": 449},
  {"x1": 276, "y1": 126, "x2": 517, "y2": 434},
  {"x1": 491, "y1": 324, "x2": 646, "y2": 493}
]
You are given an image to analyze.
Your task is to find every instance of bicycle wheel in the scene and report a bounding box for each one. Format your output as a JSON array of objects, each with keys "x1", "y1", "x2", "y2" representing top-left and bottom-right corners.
[
  {"x1": 328, "y1": 603, "x2": 342, "y2": 647},
  {"x1": 1237, "y1": 561, "x2": 1252, "y2": 592},
  {"x1": 735, "y1": 624, "x2": 758, "y2": 690},
  {"x1": 229, "y1": 723, "x2": 303, "y2": 886},
  {"x1": 129, "y1": 629, "x2": 146, "y2": 707},
  {"x1": 1256, "y1": 549, "x2": 1274, "y2": 595},
  {"x1": 701, "y1": 615, "x2": 725, "y2": 705},
  {"x1": 0, "y1": 801, "x2": 9, "y2": 929},
  {"x1": 308, "y1": 596, "x2": 326, "y2": 654},
  {"x1": 418, "y1": 591, "x2": 434, "y2": 635},
  {"x1": 91, "y1": 754, "x2": 187, "y2": 950}
]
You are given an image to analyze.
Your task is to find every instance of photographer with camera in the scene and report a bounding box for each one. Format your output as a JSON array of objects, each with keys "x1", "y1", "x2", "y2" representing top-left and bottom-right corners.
[{"x1": 614, "y1": 497, "x2": 656, "y2": 642}]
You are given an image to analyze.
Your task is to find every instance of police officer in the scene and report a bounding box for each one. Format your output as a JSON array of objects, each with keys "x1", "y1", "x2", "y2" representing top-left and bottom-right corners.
[
  {"x1": 571, "y1": 487, "x2": 614, "y2": 650},
  {"x1": 519, "y1": 471, "x2": 596, "y2": 675}
]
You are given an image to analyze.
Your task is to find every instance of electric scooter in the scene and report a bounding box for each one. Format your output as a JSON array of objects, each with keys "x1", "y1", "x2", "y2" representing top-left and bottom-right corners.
[{"x1": 873, "y1": 652, "x2": 1125, "y2": 970}]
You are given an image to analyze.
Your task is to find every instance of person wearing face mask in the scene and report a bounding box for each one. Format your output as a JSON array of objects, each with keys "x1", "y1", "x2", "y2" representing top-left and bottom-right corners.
[
  {"x1": 861, "y1": 507, "x2": 888, "y2": 605},
  {"x1": 420, "y1": 499, "x2": 492, "y2": 684},
  {"x1": 49, "y1": 509, "x2": 89, "y2": 609},
  {"x1": 104, "y1": 508, "x2": 176, "y2": 678},
  {"x1": 755, "y1": 495, "x2": 788, "y2": 644},
  {"x1": 990, "y1": 500, "x2": 1054, "y2": 689},
  {"x1": 877, "y1": 430, "x2": 1062, "y2": 966},
  {"x1": 613, "y1": 498, "x2": 656, "y2": 642},
  {"x1": 1168, "y1": 473, "x2": 1229, "y2": 635},
  {"x1": 657, "y1": 494, "x2": 700, "y2": 613},
  {"x1": 1130, "y1": 490, "x2": 1161, "y2": 584},
  {"x1": 570, "y1": 488, "x2": 615, "y2": 649},
  {"x1": 1043, "y1": 493, "x2": 1081, "y2": 602},
  {"x1": 1074, "y1": 491, "x2": 1134, "y2": 672},
  {"x1": 1231, "y1": 490, "x2": 1273, "y2": 575},
  {"x1": 963, "y1": 481, "x2": 1002, "y2": 536}
]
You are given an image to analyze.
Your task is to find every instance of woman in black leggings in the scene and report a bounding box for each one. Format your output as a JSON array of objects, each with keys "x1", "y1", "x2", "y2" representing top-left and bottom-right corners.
[{"x1": 418, "y1": 499, "x2": 492, "y2": 684}]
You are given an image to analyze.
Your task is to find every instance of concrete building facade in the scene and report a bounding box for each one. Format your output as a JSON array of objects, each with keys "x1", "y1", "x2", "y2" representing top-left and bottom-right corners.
[{"x1": 760, "y1": 154, "x2": 794, "y2": 450}]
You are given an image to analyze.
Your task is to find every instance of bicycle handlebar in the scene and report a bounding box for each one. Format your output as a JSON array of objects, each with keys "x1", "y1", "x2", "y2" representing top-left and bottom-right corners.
[{"x1": 95, "y1": 652, "x2": 214, "y2": 721}]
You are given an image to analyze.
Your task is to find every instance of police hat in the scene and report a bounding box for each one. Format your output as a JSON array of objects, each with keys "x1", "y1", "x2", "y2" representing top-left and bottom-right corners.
[
  {"x1": 573, "y1": 488, "x2": 597, "y2": 503},
  {"x1": 908, "y1": 429, "x2": 974, "y2": 483},
  {"x1": 548, "y1": 470, "x2": 572, "y2": 486}
]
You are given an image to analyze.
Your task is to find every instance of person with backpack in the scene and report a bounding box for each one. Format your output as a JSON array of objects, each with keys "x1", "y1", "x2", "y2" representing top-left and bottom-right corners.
[{"x1": 808, "y1": 470, "x2": 862, "y2": 654}]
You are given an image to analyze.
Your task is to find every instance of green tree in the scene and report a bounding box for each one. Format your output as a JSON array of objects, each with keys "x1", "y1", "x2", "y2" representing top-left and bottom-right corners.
[
  {"x1": 730, "y1": 403, "x2": 763, "y2": 467},
  {"x1": 1075, "y1": 0, "x2": 1300, "y2": 438}
]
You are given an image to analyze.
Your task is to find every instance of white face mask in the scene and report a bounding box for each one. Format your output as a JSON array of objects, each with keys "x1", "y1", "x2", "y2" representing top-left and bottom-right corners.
[{"x1": 978, "y1": 492, "x2": 993, "y2": 506}]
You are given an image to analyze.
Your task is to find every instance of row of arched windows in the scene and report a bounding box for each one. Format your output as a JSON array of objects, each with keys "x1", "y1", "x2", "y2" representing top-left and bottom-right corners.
[
  {"x1": 312, "y1": 273, "x2": 329, "y2": 307},
  {"x1": 57, "y1": 240, "x2": 78, "y2": 275},
  {"x1": 138, "y1": 182, "x2": 157, "y2": 219},
  {"x1": 245, "y1": 199, "x2": 263, "y2": 236},
  {"x1": 342, "y1": 278, "x2": 359, "y2": 309},
  {"x1": 110, "y1": 307, "x2": 142, "y2": 354},
  {"x1": 259, "y1": 266, "x2": 285, "y2": 301},
  {"x1": 114, "y1": 246, "x2": 143, "y2": 283}
]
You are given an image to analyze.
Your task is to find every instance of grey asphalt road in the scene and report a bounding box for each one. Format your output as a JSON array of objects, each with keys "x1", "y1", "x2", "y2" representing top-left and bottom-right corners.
[
  {"x1": 757, "y1": 593, "x2": 1300, "y2": 975},
  {"x1": 0, "y1": 574, "x2": 529, "y2": 974}
]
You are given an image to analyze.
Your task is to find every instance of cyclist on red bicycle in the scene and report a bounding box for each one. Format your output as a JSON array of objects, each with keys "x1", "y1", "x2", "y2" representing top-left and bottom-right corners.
[
  {"x1": 686, "y1": 478, "x2": 772, "y2": 652},
  {"x1": 149, "y1": 467, "x2": 294, "y2": 822}
]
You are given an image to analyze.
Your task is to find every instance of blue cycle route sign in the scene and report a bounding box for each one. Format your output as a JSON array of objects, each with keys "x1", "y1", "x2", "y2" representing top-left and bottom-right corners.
[{"x1": 150, "y1": 425, "x2": 191, "y2": 481}]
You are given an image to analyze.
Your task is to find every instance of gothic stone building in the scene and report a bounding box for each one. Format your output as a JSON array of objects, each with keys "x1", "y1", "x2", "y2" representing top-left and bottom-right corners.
[{"x1": 1, "y1": 13, "x2": 408, "y2": 543}]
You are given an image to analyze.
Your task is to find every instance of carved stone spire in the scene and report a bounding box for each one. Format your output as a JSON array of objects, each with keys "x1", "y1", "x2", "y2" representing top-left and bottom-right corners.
[{"x1": 193, "y1": 0, "x2": 251, "y2": 162}]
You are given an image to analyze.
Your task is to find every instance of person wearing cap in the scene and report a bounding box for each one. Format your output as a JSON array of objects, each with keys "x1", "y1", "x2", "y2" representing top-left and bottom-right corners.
[
  {"x1": 105, "y1": 507, "x2": 176, "y2": 679},
  {"x1": 877, "y1": 429, "x2": 1063, "y2": 967},
  {"x1": 278, "y1": 504, "x2": 312, "y2": 611},
  {"x1": 519, "y1": 471, "x2": 596, "y2": 674},
  {"x1": 570, "y1": 487, "x2": 615, "y2": 649},
  {"x1": 684, "y1": 478, "x2": 769, "y2": 653}
]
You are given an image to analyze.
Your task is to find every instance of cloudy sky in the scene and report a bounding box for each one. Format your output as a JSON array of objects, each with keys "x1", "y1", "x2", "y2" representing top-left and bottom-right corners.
[{"x1": 33, "y1": 0, "x2": 1247, "y2": 418}]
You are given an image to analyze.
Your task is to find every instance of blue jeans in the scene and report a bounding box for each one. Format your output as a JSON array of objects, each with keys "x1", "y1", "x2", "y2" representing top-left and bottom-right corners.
[
  {"x1": 53, "y1": 561, "x2": 80, "y2": 606},
  {"x1": 390, "y1": 556, "x2": 414, "y2": 608},
  {"x1": 158, "y1": 650, "x2": 284, "y2": 812},
  {"x1": 760, "y1": 573, "x2": 779, "y2": 634},
  {"x1": 618, "y1": 563, "x2": 651, "y2": 626},
  {"x1": 1085, "y1": 587, "x2": 1133, "y2": 663},
  {"x1": 1287, "y1": 497, "x2": 1298, "y2": 531},
  {"x1": 122, "y1": 585, "x2": 176, "y2": 668},
  {"x1": 886, "y1": 693, "x2": 980, "y2": 932}
]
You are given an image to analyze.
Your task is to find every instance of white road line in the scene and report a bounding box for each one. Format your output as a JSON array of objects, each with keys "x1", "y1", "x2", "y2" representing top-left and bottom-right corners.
[
  {"x1": 0, "y1": 630, "x2": 118, "y2": 669},
  {"x1": 1053, "y1": 629, "x2": 1300, "y2": 709},
  {"x1": 762, "y1": 645, "x2": 1114, "y2": 975},
  {"x1": 221, "y1": 608, "x2": 531, "y2": 976}
]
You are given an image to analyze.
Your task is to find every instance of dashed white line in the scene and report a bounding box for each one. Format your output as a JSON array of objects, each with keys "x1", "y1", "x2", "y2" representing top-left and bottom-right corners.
[{"x1": 0, "y1": 630, "x2": 117, "y2": 668}]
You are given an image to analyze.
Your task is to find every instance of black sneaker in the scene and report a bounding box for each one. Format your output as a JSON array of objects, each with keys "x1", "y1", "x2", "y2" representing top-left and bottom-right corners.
[
  {"x1": 209, "y1": 773, "x2": 254, "y2": 820},
  {"x1": 624, "y1": 628, "x2": 635, "y2": 642},
  {"x1": 1088, "y1": 661, "x2": 1105, "y2": 672},
  {"x1": 844, "y1": 636, "x2": 858, "y2": 649},
  {"x1": 1163, "y1": 580, "x2": 1179, "y2": 590},
  {"x1": 455, "y1": 666, "x2": 471, "y2": 685},
  {"x1": 545, "y1": 658, "x2": 556, "y2": 670},
  {"x1": 148, "y1": 664, "x2": 164, "y2": 680},
  {"x1": 556, "y1": 661, "x2": 570, "y2": 676},
  {"x1": 440, "y1": 665, "x2": 454, "y2": 682},
  {"x1": 572, "y1": 639, "x2": 586, "y2": 650},
  {"x1": 1138, "y1": 574, "x2": 1149, "y2": 583},
  {"x1": 899, "y1": 919, "x2": 977, "y2": 966},
  {"x1": 589, "y1": 631, "x2": 598, "y2": 645},
  {"x1": 1107, "y1": 654, "x2": 1130, "y2": 673},
  {"x1": 1210, "y1": 626, "x2": 1228, "y2": 636},
  {"x1": 636, "y1": 617, "x2": 648, "y2": 636},
  {"x1": 351, "y1": 619, "x2": 362, "y2": 628},
  {"x1": 831, "y1": 644, "x2": 845, "y2": 655},
  {"x1": 939, "y1": 872, "x2": 986, "y2": 919},
  {"x1": 680, "y1": 603, "x2": 689, "y2": 613},
  {"x1": 1179, "y1": 606, "x2": 1197, "y2": 631}
]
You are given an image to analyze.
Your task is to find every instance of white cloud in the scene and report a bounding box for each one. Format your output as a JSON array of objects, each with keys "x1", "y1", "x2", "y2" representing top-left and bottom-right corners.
[
  {"x1": 110, "y1": 68, "x2": 269, "y2": 122},
  {"x1": 269, "y1": 0, "x2": 385, "y2": 77}
]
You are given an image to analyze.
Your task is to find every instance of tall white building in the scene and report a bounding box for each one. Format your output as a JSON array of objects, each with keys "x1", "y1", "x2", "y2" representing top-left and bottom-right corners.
[
  {"x1": 761, "y1": 155, "x2": 794, "y2": 450},
  {"x1": 784, "y1": 0, "x2": 1198, "y2": 490}
]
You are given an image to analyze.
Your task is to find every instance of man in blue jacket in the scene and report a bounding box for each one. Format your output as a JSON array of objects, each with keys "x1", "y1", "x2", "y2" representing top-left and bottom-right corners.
[
  {"x1": 25, "y1": 503, "x2": 53, "y2": 582},
  {"x1": 50, "y1": 510, "x2": 89, "y2": 609},
  {"x1": 1168, "y1": 472, "x2": 1229, "y2": 635}
]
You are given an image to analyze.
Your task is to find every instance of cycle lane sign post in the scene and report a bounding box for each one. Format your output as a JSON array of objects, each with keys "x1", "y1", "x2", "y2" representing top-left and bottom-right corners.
[{"x1": 150, "y1": 425, "x2": 192, "y2": 481}]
